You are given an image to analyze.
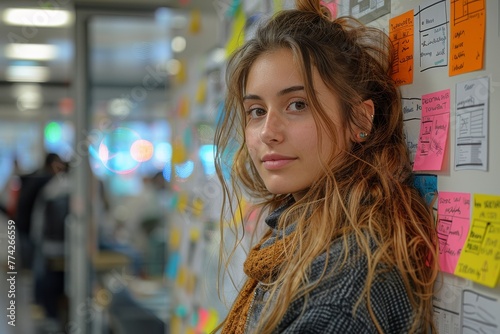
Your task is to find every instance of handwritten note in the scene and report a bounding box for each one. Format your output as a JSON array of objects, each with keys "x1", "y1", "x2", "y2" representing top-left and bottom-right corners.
[
  {"x1": 389, "y1": 10, "x2": 414, "y2": 85},
  {"x1": 402, "y1": 97, "x2": 422, "y2": 166},
  {"x1": 413, "y1": 89, "x2": 450, "y2": 171},
  {"x1": 417, "y1": 0, "x2": 448, "y2": 71},
  {"x1": 455, "y1": 194, "x2": 500, "y2": 288},
  {"x1": 454, "y1": 77, "x2": 489, "y2": 171},
  {"x1": 437, "y1": 192, "x2": 471, "y2": 273},
  {"x1": 449, "y1": 0, "x2": 485, "y2": 76}
]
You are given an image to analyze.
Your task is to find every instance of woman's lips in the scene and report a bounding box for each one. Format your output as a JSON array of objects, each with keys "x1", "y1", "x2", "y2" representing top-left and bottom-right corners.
[{"x1": 261, "y1": 154, "x2": 296, "y2": 170}]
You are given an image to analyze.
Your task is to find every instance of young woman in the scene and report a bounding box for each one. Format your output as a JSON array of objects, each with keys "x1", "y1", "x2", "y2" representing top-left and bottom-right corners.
[{"x1": 213, "y1": 0, "x2": 439, "y2": 333}]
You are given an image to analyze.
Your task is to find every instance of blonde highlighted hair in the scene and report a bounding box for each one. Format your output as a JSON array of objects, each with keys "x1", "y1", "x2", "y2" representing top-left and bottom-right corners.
[{"x1": 214, "y1": 0, "x2": 439, "y2": 332}]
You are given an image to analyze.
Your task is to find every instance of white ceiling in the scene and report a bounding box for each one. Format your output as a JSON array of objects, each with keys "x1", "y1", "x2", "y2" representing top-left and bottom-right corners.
[
  {"x1": 75, "y1": 0, "x2": 216, "y2": 13},
  {"x1": 0, "y1": 0, "x2": 219, "y2": 114}
]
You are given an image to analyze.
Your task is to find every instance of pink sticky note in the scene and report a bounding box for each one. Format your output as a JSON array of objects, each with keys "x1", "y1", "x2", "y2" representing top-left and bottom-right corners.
[
  {"x1": 437, "y1": 192, "x2": 471, "y2": 273},
  {"x1": 413, "y1": 89, "x2": 450, "y2": 171},
  {"x1": 197, "y1": 308, "x2": 209, "y2": 331},
  {"x1": 320, "y1": 0, "x2": 337, "y2": 19}
]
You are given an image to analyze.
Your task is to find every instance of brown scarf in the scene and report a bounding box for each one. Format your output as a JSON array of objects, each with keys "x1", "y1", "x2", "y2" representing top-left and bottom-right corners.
[{"x1": 221, "y1": 231, "x2": 294, "y2": 334}]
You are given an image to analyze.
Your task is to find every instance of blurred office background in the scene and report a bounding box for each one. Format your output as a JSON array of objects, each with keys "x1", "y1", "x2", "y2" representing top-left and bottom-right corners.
[{"x1": 0, "y1": 0, "x2": 270, "y2": 333}]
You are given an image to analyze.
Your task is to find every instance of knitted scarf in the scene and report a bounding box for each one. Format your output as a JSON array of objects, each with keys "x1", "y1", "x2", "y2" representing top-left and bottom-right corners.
[{"x1": 221, "y1": 231, "x2": 294, "y2": 334}]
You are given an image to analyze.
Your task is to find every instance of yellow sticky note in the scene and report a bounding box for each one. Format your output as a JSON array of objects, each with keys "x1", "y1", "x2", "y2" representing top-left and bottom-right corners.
[
  {"x1": 186, "y1": 271, "x2": 196, "y2": 293},
  {"x1": 189, "y1": 9, "x2": 201, "y2": 34},
  {"x1": 455, "y1": 194, "x2": 500, "y2": 287},
  {"x1": 225, "y1": 5, "x2": 245, "y2": 57},
  {"x1": 176, "y1": 59, "x2": 187, "y2": 84},
  {"x1": 178, "y1": 192, "x2": 189, "y2": 213},
  {"x1": 224, "y1": 198, "x2": 249, "y2": 227},
  {"x1": 170, "y1": 227, "x2": 181, "y2": 250},
  {"x1": 273, "y1": 0, "x2": 283, "y2": 13},
  {"x1": 170, "y1": 315, "x2": 182, "y2": 334},
  {"x1": 195, "y1": 78, "x2": 207, "y2": 104},
  {"x1": 179, "y1": 96, "x2": 190, "y2": 118},
  {"x1": 192, "y1": 198, "x2": 204, "y2": 217},
  {"x1": 171, "y1": 140, "x2": 186, "y2": 163},
  {"x1": 206, "y1": 309, "x2": 219, "y2": 332},
  {"x1": 177, "y1": 266, "x2": 187, "y2": 286}
]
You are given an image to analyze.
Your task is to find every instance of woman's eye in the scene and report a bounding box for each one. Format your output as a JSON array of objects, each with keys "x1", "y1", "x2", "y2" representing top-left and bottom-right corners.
[
  {"x1": 288, "y1": 100, "x2": 307, "y2": 112},
  {"x1": 247, "y1": 108, "x2": 266, "y2": 118}
]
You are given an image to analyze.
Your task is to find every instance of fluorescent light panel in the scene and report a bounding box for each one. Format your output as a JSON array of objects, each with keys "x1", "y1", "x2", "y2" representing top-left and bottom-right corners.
[
  {"x1": 2, "y1": 8, "x2": 72, "y2": 27},
  {"x1": 6, "y1": 65, "x2": 50, "y2": 82},
  {"x1": 5, "y1": 43, "x2": 58, "y2": 61}
]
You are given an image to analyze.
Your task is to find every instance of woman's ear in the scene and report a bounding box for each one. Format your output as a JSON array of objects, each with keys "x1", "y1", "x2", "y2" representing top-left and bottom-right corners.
[{"x1": 352, "y1": 99, "x2": 374, "y2": 142}]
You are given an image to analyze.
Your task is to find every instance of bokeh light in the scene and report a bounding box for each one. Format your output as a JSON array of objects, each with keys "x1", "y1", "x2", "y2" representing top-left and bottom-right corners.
[
  {"x1": 44, "y1": 121, "x2": 62, "y2": 143},
  {"x1": 154, "y1": 142, "x2": 172, "y2": 168},
  {"x1": 98, "y1": 127, "x2": 142, "y2": 175},
  {"x1": 130, "y1": 139, "x2": 154, "y2": 162},
  {"x1": 175, "y1": 160, "x2": 194, "y2": 179},
  {"x1": 199, "y1": 144, "x2": 216, "y2": 176}
]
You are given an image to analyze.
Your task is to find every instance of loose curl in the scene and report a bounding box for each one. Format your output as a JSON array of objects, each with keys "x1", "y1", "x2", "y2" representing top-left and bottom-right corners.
[{"x1": 214, "y1": 0, "x2": 439, "y2": 333}]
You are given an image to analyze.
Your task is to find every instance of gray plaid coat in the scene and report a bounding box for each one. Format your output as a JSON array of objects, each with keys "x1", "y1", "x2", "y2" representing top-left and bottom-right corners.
[{"x1": 244, "y1": 202, "x2": 417, "y2": 333}]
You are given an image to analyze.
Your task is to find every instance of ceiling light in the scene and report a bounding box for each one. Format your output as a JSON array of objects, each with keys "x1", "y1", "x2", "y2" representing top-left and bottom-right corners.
[
  {"x1": 13, "y1": 84, "x2": 43, "y2": 110},
  {"x1": 108, "y1": 98, "x2": 132, "y2": 116},
  {"x1": 3, "y1": 8, "x2": 72, "y2": 27},
  {"x1": 5, "y1": 43, "x2": 58, "y2": 61},
  {"x1": 171, "y1": 36, "x2": 186, "y2": 53},
  {"x1": 6, "y1": 65, "x2": 50, "y2": 82}
]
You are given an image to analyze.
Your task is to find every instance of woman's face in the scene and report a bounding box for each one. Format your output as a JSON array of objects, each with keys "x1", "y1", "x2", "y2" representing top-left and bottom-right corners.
[{"x1": 244, "y1": 48, "x2": 349, "y2": 200}]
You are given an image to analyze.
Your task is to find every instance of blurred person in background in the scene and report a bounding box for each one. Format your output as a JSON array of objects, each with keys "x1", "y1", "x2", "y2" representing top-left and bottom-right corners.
[
  {"x1": 30, "y1": 160, "x2": 71, "y2": 331},
  {"x1": 16, "y1": 152, "x2": 64, "y2": 272},
  {"x1": 0, "y1": 156, "x2": 21, "y2": 220}
]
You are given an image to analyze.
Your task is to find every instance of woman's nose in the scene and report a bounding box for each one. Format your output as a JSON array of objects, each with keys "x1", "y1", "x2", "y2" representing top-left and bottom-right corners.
[{"x1": 259, "y1": 110, "x2": 284, "y2": 144}]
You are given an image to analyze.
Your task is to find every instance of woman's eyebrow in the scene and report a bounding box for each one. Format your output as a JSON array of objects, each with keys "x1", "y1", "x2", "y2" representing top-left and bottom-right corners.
[
  {"x1": 243, "y1": 85, "x2": 305, "y2": 101},
  {"x1": 277, "y1": 85, "x2": 304, "y2": 96},
  {"x1": 243, "y1": 94, "x2": 261, "y2": 101}
]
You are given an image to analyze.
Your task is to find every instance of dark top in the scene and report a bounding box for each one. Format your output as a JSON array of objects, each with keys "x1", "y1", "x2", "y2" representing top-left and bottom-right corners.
[{"x1": 245, "y1": 201, "x2": 416, "y2": 333}]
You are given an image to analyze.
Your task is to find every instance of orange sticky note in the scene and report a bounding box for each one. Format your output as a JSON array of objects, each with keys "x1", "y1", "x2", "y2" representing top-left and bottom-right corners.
[
  {"x1": 389, "y1": 10, "x2": 414, "y2": 86},
  {"x1": 449, "y1": 0, "x2": 485, "y2": 76}
]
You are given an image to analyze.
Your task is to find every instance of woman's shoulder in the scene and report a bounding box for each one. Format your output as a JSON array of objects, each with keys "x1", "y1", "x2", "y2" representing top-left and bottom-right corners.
[
  {"x1": 293, "y1": 236, "x2": 414, "y2": 333},
  {"x1": 308, "y1": 235, "x2": 409, "y2": 303}
]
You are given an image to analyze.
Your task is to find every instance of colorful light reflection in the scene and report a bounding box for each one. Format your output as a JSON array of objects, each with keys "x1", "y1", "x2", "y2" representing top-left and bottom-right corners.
[
  {"x1": 199, "y1": 144, "x2": 216, "y2": 176},
  {"x1": 130, "y1": 139, "x2": 154, "y2": 162},
  {"x1": 174, "y1": 160, "x2": 194, "y2": 179},
  {"x1": 98, "y1": 127, "x2": 142, "y2": 175}
]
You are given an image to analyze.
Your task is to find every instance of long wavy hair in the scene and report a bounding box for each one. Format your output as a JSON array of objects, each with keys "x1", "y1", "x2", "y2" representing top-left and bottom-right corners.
[{"x1": 214, "y1": 0, "x2": 439, "y2": 332}]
